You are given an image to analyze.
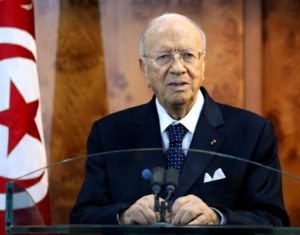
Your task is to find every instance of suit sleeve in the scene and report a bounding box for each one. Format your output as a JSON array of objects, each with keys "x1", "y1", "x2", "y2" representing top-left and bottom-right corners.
[
  {"x1": 69, "y1": 122, "x2": 128, "y2": 224},
  {"x1": 217, "y1": 121, "x2": 290, "y2": 226}
]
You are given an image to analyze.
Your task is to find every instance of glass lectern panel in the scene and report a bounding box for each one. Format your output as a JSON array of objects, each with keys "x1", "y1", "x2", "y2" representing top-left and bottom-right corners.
[{"x1": 5, "y1": 148, "x2": 300, "y2": 234}]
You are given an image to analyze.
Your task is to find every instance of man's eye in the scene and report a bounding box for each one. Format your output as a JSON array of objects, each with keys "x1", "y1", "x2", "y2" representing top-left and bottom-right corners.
[
  {"x1": 182, "y1": 52, "x2": 196, "y2": 61},
  {"x1": 156, "y1": 54, "x2": 171, "y2": 63}
]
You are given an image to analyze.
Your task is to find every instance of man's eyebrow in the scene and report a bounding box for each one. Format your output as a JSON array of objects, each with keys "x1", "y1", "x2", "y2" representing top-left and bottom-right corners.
[{"x1": 150, "y1": 49, "x2": 171, "y2": 54}]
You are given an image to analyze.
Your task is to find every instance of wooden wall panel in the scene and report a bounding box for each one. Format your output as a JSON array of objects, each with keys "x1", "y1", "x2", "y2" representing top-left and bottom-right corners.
[
  {"x1": 263, "y1": 0, "x2": 300, "y2": 225},
  {"x1": 48, "y1": 1, "x2": 108, "y2": 223},
  {"x1": 201, "y1": 0, "x2": 244, "y2": 108}
]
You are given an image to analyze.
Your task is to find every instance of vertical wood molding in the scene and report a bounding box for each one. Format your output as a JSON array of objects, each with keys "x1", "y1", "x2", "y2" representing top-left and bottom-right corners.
[
  {"x1": 244, "y1": 0, "x2": 262, "y2": 114},
  {"x1": 35, "y1": 0, "x2": 60, "y2": 158}
]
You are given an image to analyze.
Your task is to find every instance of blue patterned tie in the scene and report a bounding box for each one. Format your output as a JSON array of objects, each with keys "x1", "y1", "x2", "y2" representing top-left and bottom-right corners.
[{"x1": 166, "y1": 123, "x2": 188, "y2": 173}]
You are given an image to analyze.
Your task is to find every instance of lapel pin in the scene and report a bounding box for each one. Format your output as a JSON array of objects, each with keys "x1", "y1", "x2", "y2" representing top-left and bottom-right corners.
[{"x1": 210, "y1": 139, "x2": 217, "y2": 146}]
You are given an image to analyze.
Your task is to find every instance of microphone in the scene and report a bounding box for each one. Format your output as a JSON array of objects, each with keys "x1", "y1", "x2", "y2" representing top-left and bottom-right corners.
[
  {"x1": 151, "y1": 167, "x2": 165, "y2": 212},
  {"x1": 164, "y1": 167, "x2": 179, "y2": 211},
  {"x1": 151, "y1": 167, "x2": 165, "y2": 195}
]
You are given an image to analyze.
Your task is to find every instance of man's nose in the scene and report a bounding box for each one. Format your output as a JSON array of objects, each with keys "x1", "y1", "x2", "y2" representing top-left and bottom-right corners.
[{"x1": 169, "y1": 55, "x2": 187, "y2": 75}]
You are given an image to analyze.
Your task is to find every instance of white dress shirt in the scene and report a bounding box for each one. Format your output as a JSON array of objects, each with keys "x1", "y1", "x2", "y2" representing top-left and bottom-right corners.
[{"x1": 156, "y1": 91, "x2": 204, "y2": 154}]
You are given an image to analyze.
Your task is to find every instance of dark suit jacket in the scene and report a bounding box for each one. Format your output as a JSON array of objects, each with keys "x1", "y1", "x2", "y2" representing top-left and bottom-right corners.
[{"x1": 70, "y1": 87, "x2": 289, "y2": 226}]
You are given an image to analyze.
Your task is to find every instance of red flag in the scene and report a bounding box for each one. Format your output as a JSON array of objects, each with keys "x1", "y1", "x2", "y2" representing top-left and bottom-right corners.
[{"x1": 0, "y1": 0, "x2": 51, "y2": 232}]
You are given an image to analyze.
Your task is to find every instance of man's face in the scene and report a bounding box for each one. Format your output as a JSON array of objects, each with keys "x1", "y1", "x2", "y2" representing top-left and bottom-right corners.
[{"x1": 141, "y1": 18, "x2": 206, "y2": 113}]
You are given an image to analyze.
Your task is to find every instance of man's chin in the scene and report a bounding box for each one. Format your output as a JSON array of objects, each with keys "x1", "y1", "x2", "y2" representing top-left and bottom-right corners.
[
  {"x1": 168, "y1": 96, "x2": 191, "y2": 106},
  {"x1": 173, "y1": 90, "x2": 194, "y2": 101}
]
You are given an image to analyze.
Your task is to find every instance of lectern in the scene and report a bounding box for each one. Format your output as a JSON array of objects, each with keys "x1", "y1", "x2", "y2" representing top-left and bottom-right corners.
[{"x1": 6, "y1": 149, "x2": 300, "y2": 234}]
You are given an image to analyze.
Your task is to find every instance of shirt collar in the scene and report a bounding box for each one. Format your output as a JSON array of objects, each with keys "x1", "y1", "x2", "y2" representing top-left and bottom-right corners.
[{"x1": 156, "y1": 90, "x2": 204, "y2": 134}]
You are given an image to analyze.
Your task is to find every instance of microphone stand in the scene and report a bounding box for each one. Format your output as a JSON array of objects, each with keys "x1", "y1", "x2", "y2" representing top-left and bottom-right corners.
[
  {"x1": 151, "y1": 167, "x2": 178, "y2": 225},
  {"x1": 159, "y1": 201, "x2": 167, "y2": 223},
  {"x1": 154, "y1": 198, "x2": 170, "y2": 225},
  {"x1": 153, "y1": 192, "x2": 168, "y2": 223},
  {"x1": 154, "y1": 191, "x2": 160, "y2": 213},
  {"x1": 165, "y1": 193, "x2": 174, "y2": 213},
  {"x1": 155, "y1": 187, "x2": 175, "y2": 223}
]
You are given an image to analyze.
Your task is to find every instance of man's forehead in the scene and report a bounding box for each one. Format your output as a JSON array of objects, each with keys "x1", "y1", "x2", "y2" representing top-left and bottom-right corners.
[
  {"x1": 144, "y1": 19, "x2": 201, "y2": 51},
  {"x1": 146, "y1": 17, "x2": 198, "y2": 36}
]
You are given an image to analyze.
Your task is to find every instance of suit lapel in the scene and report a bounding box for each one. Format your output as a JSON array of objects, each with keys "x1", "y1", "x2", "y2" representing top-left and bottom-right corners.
[
  {"x1": 129, "y1": 97, "x2": 165, "y2": 170},
  {"x1": 175, "y1": 88, "x2": 226, "y2": 198}
]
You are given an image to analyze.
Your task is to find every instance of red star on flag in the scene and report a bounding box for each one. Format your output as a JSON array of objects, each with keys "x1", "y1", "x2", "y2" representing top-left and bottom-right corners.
[{"x1": 0, "y1": 80, "x2": 41, "y2": 156}]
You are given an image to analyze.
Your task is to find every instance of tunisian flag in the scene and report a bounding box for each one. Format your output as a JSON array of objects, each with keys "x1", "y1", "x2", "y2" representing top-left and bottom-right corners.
[{"x1": 0, "y1": 0, "x2": 51, "y2": 231}]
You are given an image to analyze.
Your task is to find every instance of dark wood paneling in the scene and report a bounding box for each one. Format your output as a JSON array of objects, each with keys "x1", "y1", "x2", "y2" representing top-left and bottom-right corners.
[
  {"x1": 263, "y1": 0, "x2": 300, "y2": 225},
  {"x1": 49, "y1": 0, "x2": 108, "y2": 223}
]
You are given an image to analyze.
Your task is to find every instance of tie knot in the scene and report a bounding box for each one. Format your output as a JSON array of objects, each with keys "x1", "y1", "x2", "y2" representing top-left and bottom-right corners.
[{"x1": 166, "y1": 123, "x2": 188, "y2": 144}]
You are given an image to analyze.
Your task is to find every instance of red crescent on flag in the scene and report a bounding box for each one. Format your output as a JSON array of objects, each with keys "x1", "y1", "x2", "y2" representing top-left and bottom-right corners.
[
  {"x1": 0, "y1": 171, "x2": 44, "y2": 193},
  {"x1": 0, "y1": 43, "x2": 35, "y2": 61}
]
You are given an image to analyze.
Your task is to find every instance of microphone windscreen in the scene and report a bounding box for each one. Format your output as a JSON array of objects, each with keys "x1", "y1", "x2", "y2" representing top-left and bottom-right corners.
[
  {"x1": 165, "y1": 167, "x2": 179, "y2": 188},
  {"x1": 142, "y1": 168, "x2": 152, "y2": 180},
  {"x1": 151, "y1": 167, "x2": 165, "y2": 186}
]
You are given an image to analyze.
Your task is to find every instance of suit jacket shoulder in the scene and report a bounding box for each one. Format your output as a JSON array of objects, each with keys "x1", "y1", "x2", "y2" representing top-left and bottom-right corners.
[{"x1": 87, "y1": 97, "x2": 161, "y2": 153}]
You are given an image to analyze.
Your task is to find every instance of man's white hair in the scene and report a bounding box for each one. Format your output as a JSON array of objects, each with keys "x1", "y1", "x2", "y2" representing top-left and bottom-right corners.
[{"x1": 139, "y1": 13, "x2": 207, "y2": 57}]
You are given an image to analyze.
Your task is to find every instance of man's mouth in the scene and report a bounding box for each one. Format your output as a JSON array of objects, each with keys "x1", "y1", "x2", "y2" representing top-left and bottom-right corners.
[{"x1": 168, "y1": 81, "x2": 189, "y2": 87}]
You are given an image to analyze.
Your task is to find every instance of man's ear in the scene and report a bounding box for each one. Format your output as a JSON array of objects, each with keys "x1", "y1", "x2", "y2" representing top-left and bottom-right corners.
[
  {"x1": 202, "y1": 53, "x2": 207, "y2": 74},
  {"x1": 200, "y1": 53, "x2": 206, "y2": 83},
  {"x1": 139, "y1": 58, "x2": 151, "y2": 87},
  {"x1": 139, "y1": 58, "x2": 147, "y2": 77}
]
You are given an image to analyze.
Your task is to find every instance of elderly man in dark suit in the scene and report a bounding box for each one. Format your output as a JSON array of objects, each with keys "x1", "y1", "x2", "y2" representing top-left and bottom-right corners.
[{"x1": 70, "y1": 13, "x2": 289, "y2": 226}]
